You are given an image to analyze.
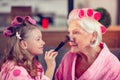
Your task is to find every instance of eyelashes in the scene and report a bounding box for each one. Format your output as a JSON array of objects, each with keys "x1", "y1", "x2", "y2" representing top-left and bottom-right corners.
[{"x1": 67, "y1": 31, "x2": 81, "y2": 36}]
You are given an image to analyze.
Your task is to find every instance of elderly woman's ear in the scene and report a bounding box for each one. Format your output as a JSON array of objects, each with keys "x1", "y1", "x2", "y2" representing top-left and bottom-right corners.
[{"x1": 91, "y1": 31, "x2": 97, "y2": 44}]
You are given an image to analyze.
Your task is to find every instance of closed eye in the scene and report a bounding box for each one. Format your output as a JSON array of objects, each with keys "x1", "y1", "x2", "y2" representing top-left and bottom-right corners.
[{"x1": 73, "y1": 31, "x2": 80, "y2": 34}]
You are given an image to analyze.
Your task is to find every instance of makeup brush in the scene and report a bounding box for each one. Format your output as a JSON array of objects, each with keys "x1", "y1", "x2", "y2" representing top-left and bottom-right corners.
[{"x1": 54, "y1": 35, "x2": 70, "y2": 51}]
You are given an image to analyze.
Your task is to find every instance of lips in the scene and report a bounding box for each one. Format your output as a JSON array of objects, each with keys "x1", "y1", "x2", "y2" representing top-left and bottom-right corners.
[
  {"x1": 69, "y1": 41, "x2": 78, "y2": 47},
  {"x1": 69, "y1": 43, "x2": 78, "y2": 47},
  {"x1": 39, "y1": 47, "x2": 43, "y2": 50}
]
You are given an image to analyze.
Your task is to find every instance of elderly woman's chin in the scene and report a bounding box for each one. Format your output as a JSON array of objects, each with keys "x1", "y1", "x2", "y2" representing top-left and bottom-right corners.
[{"x1": 70, "y1": 47, "x2": 80, "y2": 53}]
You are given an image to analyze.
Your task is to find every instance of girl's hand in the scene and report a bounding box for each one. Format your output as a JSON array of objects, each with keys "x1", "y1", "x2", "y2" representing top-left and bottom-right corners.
[
  {"x1": 44, "y1": 49, "x2": 58, "y2": 69},
  {"x1": 44, "y1": 49, "x2": 58, "y2": 79}
]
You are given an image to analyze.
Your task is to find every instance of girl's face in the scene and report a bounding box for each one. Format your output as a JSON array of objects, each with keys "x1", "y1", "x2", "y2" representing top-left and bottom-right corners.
[
  {"x1": 25, "y1": 28, "x2": 45, "y2": 56},
  {"x1": 68, "y1": 20, "x2": 92, "y2": 53}
]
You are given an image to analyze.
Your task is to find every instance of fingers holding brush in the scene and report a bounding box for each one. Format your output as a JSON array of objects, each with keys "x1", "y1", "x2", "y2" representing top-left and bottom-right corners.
[
  {"x1": 44, "y1": 49, "x2": 58, "y2": 79},
  {"x1": 44, "y1": 49, "x2": 58, "y2": 70},
  {"x1": 45, "y1": 49, "x2": 58, "y2": 59}
]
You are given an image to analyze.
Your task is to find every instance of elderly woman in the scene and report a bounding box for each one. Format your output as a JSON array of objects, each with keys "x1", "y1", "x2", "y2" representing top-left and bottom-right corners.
[{"x1": 55, "y1": 8, "x2": 120, "y2": 80}]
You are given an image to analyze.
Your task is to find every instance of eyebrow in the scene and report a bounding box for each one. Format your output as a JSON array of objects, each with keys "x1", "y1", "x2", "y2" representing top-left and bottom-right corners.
[
  {"x1": 71, "y1": 29, "x2": 80, "y2": 32},
  {"x1": 39, "y1": 35, "x2": 42, "y2": 38},
  {"x1": 73, "y1": 28, "x2": 79, "y2": 31}
]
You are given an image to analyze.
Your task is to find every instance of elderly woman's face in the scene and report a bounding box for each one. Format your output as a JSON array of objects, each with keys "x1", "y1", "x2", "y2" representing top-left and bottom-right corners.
[{"x1": 68, "y1": 20, "x2": 93, "y2": 53}]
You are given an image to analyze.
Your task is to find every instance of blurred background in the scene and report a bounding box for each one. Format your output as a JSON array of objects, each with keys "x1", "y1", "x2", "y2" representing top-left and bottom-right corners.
[
  {"x1": 0, "y1": 0, "x2": 119, "y2": 28},
  {"x1": 0, "y1": 0, "x2": 120, "y2": 78}
]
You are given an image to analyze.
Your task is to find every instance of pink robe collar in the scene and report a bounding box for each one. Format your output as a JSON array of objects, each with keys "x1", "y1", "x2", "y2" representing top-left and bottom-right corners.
[{"x1": 55, "y1": 43, "x2": 120, "y2": 80}]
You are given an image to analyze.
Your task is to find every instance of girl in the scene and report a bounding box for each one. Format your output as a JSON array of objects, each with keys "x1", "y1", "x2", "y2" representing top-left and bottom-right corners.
[{"x1": 0, "y1": 16, "x2": 58, "y2": 80}]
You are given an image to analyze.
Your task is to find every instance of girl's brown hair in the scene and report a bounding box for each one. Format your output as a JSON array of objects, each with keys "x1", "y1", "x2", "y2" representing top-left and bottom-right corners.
[{"x1": 1, "y1": 20, "x2": 40, "y2": 78}]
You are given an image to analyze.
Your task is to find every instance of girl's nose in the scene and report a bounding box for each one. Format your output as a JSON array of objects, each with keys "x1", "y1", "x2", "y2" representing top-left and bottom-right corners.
[{"x1": 42, "y1": 40, "x2": 45, "y2": 45}]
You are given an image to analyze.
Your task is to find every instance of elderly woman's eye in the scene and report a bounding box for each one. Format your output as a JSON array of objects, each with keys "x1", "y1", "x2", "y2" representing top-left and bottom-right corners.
[
  {"x1": 73, "y1": 31, "x2": 80, "y2": 34},
  {"x1": 67, "y1": 32, "x2": 70, "y2": 35}
]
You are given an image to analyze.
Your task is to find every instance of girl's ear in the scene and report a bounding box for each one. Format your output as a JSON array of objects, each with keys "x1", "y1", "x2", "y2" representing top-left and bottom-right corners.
[{"x1": 20, "y1": 40, "x2": 27, "y2": 49}]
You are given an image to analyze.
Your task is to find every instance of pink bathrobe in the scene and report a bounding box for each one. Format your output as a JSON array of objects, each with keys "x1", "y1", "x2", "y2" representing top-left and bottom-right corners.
[
  {"x1": 55, "y1": 43, "x2": 120, "y2": 80},
  {"x1": 0, "y1": 61, "x2": 50, "y2": 80}
]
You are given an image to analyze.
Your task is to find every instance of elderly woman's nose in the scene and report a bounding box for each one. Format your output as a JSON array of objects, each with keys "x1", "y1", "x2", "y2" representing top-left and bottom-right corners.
[{"x1": 69, "y1": 35, "x2": 75, "y2": 41}]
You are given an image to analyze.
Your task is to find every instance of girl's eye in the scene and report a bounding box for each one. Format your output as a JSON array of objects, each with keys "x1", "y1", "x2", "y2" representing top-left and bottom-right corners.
[{"x1": 36, "y1": 38, "x2": 41, "y2": 41}]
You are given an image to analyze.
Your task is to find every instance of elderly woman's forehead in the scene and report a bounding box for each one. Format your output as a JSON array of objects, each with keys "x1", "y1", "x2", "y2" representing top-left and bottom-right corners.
[{"x1": 68, "y1": 21, "x2": 83, "y2": 30}]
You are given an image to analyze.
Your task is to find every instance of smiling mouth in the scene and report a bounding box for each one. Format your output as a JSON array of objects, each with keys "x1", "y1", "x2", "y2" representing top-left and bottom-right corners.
[
  {"x1": 70, "y1": 44, "x2": 78, "y2": 47},
  {"x1": 39, "y1": 47, "x2": 43, "y2": 49}
]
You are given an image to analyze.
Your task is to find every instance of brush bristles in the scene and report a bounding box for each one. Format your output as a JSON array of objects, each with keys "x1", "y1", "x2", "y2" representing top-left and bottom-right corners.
[
  {"x1": 54, "y1": 35, "x2": 70, "y2": 51},
  {"x1": 64, "y1": 35, "x2": 70, "y2": 43}
]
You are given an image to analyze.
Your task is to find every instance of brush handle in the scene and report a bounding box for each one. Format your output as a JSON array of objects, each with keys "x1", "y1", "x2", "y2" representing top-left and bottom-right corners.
[{"x1": 54, "y1": 41, "x2": 65, "y2": 51}]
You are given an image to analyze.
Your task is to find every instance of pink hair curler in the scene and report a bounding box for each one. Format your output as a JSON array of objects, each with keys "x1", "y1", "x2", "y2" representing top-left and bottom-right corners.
[
  {"x1": 101, "y1": 26, "x2": 106, "y2": 34},
  {"x1": 93, "y1": 12, "x2": 101, "y2": 21},
  {"x1": 87, "y1": 8, "x2": 93, "y2": 17},
  {"x1": 24, "y1": 16, "x2": 36, "y2": 25},
  {"x1": 78, "y1": 9, "x2": 85, "y2": 18},
  {"x1": 11, "y1": 16, "x2": 23, "y2": 26}
]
